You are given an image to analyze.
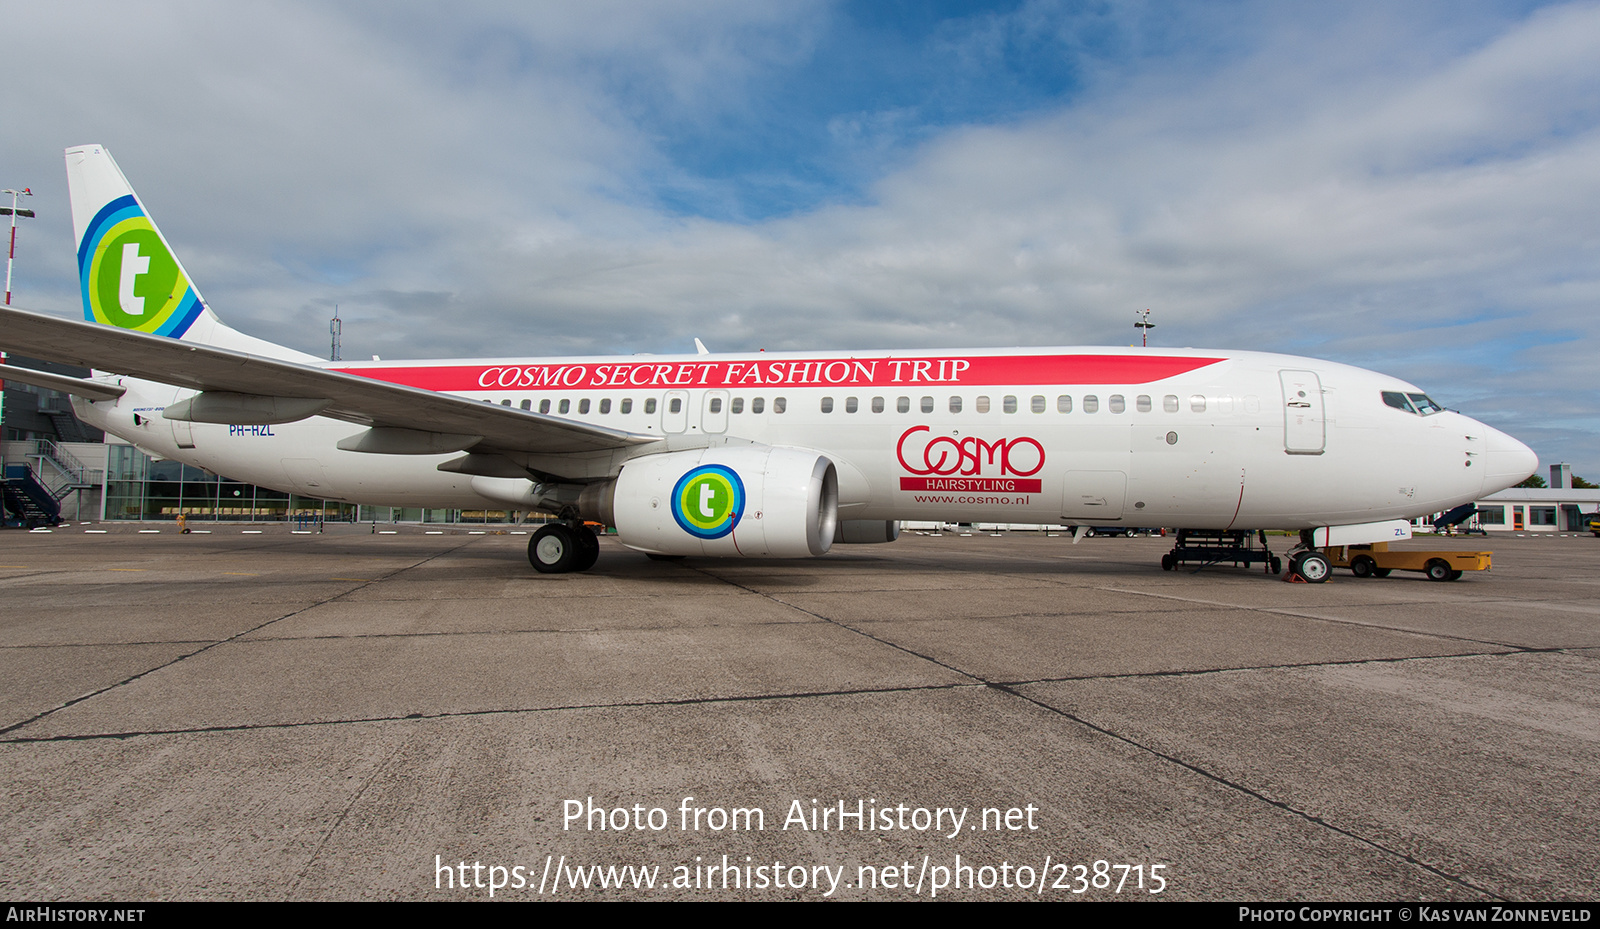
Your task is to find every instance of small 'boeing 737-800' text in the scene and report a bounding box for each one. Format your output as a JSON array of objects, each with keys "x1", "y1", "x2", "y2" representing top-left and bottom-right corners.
[{"x1": 0, "y1": 146, "x2": 1538, "y2": 581}]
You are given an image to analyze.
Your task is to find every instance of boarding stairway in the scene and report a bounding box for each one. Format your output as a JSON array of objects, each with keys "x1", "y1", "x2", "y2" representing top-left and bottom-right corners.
[
  {"x1": 1, "y1": 440, "x2": 101, "y2": 527},
  {"x1": 3, "y1": 464, "x2": 61, "y2": 526},
  {"x1": 1432, "y1": 503, "x2": 1482, "y2": 534}
]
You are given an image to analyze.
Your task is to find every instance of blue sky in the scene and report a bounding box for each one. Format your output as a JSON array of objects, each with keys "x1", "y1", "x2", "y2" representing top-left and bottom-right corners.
[{"x1": 1, "y1": 0, "x2": 1596, "y2": 476}]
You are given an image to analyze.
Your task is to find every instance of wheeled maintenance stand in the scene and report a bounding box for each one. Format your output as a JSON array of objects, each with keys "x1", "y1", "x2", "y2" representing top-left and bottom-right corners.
[{"x1": 1162, "y1": 529, "x2": 1283, "y2": 575}]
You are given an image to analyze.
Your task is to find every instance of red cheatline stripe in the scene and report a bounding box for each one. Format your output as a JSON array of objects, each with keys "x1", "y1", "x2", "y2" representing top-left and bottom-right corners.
[{"x1": 331, "y1": 354, "x2": 1225, "y2": 392}]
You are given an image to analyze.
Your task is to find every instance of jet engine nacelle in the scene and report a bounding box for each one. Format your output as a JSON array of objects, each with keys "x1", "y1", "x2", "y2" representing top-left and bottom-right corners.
[{"x1": 604, "y1": 446, "x2": 838, "y2": 558}]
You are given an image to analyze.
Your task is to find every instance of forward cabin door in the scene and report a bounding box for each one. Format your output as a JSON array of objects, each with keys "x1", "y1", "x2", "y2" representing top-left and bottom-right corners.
[{"x1": 1279, "y1": 370, "x2": 1325, "y2": 454}]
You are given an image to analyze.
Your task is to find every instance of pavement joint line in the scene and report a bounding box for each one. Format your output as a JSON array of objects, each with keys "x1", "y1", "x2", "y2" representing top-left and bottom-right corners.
[
  {"x1": 696, "y1": 562, "x2": 1521, "y2": 902},
  {"x1": 841, "y1": 606, "x2": 1240, "y2": 624},
  {"x1": 0, "y1": 539, "x2": 480, "y2": 739},
  {"x1": 989, "y1": 681, "x2": 1511, "y2": 901},
  {"x1": 689, "y1": 564, "x2": 989, "y2": 685},
  {"x1": 233, "y1": 620, "x2": 823, "y2": 642},
  {"x1": 0, "y1": 681, "x2": 987, "y2": 744},
  {"x1": 0, "y1": 639, "x2": 218, "y2": 650},
  {"x1": 1097, "y1": 586, "x2": 1569, "y2": 654},
  {"x1": 989, "y1": 647, "x2": 1548, "y2": 689},
  {"x1": 289, "y1": 739, "x2": 406, "y2": 897}
]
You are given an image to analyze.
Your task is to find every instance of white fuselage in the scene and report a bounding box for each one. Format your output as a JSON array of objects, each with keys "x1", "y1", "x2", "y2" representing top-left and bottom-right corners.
[{"x1": 74, "y1": 345, "x2": 1533, "y2": 531}]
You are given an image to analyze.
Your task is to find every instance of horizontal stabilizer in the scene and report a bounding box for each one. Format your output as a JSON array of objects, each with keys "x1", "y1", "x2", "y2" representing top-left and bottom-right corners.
[{"x1": 0, "y1": 364, "x2": 125, "y2": 401}]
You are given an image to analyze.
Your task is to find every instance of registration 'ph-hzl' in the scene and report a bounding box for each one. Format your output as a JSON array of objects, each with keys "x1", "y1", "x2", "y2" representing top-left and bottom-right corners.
[{"x1": 0, "y1": 146, "x2": 1537, "y2": 581}]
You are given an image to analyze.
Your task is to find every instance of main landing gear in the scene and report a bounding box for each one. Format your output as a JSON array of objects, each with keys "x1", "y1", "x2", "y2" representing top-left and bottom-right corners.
[{"x1": 528, "y1": 522, "x2": 601, "y2": 574}]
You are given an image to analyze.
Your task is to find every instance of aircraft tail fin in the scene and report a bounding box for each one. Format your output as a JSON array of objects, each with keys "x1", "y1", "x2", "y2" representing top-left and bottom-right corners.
[{"x1": 64, "y1": 145, "x2": 313, "y2": 361}]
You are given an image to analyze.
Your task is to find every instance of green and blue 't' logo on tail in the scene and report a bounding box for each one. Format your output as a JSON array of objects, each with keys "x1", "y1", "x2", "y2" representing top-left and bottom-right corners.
[{"x1": 78, "y1": 195, "x2": 203, "y2": 338}]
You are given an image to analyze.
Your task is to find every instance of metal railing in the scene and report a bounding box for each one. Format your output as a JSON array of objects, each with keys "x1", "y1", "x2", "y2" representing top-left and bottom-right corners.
[{"x1": 29, "y1": 438, "x2": 100, "y2": 490}]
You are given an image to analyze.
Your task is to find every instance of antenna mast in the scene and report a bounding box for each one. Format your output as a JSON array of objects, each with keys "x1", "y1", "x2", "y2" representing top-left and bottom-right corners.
[{"x1": 1134, "y1": 308, "x2": 1155, "y2": 347}]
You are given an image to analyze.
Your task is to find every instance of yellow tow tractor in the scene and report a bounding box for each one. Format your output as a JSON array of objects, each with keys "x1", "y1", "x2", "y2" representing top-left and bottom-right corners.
[{"x1": 1322, "y1": 542, "x2": 1491, "y2": 581}]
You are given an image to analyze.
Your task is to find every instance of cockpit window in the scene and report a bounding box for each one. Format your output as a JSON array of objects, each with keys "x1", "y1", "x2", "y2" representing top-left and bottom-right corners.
[
  {"x1": 1408, "y1": 393, "x2": 1443, "y2": 415},
  {"x1": 1382, "y1": 391, "x2": 1444, "y2": 416},
  {"x1": 1381, "y1": 391, "x2": 1416, "y2": 413}
]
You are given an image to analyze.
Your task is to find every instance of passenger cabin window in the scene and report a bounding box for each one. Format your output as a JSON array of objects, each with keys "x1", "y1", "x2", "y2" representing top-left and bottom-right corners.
[
  {"x1": 731, "y1": 397, "x2": 744, "y2": 414},
  {"x1": 600, "y1": 398, "x2": 611, "y2": 414},
  {"x1": 621, "y1": 398, "x2": 633, "y2": 414},
  {"x1": 708, "y1": 397, "x2": 722, "y2": 413},
  {"x1": 1057, "y1": 395, "x2": 1072, "y2": 413},
  {"x1": 975, "y1": 396, "x2": 990, "y2": 413},
  {"x1": 645, "y1": 398, "x2": 657, "y2": 414},
  {"x1": 539, "y1": 399, "x2": 551, "y2": 414},
  {"x1": 1109, "y1": 395, "x2": 1125, "y2": 413},
  {"x1": 1031, "y1": 395, "x2": 1046, "y2": 414},
  {"x1": 1189, "y1": 395, "x2": 1206, "y2": 413},
  {"x1": 774, "y1": 397, "x2": 786, "y2": 413},
  {"x1": 846, "y1": 397, "x2": 858, "y2": 413},
  {"x1": 752, "y1": 397, "x2": 765, "y2": 414},
  {"x1": 949, "y1": 396, "x2": 962, "y2": 413},
  {"x1": 1136, "y1": 395, "x2": 1152, "y2": 413},
  {"x1": 921, "y1": 396, "x2": 934, "y2": 413},
  {"x1": 1003, "y1": 395, "x2": 1017, "y2": 414},
  {"x1": 1083, "y1": 395, "x2": 1099, "y2": 413},
  {"x1": 820, "y1": 397, "x2": 834, "y2": 413},
  {"x1": 521, "y1": 399, "x2": 532, "y2": 411},
  {"x1": 578, "y1": 398, "x2": 590, "y2": 414},
  {"x1": 500, "y1": 399, "x2": 511, "y2": 407},
  {"x1": 559, "y1": 399, "x2": 571, "y2": 414},
  {"x1": 897, "y1": 397, "x2": 910, "y2": 413},
  {"x1": 669, "y1": 397, "x2": 682, "y2": 414},
  {"x1": 871, "y1": 397, "x2": 884, "y2": 413},
  {"x1": 1163, "y1": 395, "x2": 1179, "y2": 413}
]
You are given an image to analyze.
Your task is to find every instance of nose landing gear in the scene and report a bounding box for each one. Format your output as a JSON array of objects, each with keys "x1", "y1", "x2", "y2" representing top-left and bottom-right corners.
[{"x1": 1286, "y1": 550, "x2": 1331, "y2": 583}]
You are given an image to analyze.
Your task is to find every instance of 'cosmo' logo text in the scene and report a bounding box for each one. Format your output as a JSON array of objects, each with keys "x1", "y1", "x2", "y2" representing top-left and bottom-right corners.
[{"x1": 896, "y1": 425, "x2": 1045, "y2": 493}]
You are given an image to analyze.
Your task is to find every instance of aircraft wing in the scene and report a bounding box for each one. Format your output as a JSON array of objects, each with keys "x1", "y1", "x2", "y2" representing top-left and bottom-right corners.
[{"x1": 0, "y1": 304, "x2": 659, "y2": 456}]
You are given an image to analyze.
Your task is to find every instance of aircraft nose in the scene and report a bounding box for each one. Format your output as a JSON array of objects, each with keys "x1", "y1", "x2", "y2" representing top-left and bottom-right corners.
[{"x1": 1481, "y1": 424, "x2": 1538, "y2": 494}]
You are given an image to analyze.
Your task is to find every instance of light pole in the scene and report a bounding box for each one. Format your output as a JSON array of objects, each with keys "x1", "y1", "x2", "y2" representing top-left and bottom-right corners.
[
  {"x1": 2, "y1": 187, "x2": 35, "y2": 305},
  {"x1": 0, "y1": 187, "x2": 33, "y2": 448}
]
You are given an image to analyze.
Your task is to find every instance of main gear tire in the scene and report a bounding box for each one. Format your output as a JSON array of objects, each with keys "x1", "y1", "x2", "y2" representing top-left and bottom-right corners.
[{"x1": 529, "y1": 524, "x2": 578, "y2": 573}]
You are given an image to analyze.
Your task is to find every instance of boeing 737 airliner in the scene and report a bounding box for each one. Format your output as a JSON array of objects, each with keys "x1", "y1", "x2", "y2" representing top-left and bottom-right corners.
[{"x1": 0, "y1": 145, "x2": 1538, "y2": 581}]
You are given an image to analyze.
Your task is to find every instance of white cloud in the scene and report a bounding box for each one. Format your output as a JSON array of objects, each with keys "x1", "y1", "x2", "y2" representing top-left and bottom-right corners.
[{"x1": 1, "y1": 1, "x2": 1595, "y2": 472}]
